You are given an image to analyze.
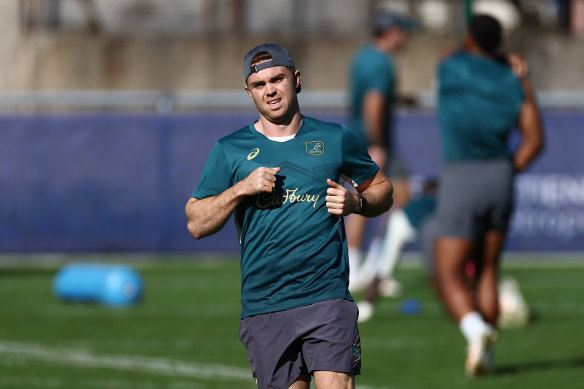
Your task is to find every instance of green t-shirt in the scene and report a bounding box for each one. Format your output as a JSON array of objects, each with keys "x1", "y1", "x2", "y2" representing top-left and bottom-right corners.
[
  {"x1": 438, "y1": 51, "x2": 525, "y2": 161},
  {"x1": 192, "y1": 116, "x2": 379, "y2": 318},
  {"x1": 349, "y1": 44, "x2": 396, "y2": 147}
]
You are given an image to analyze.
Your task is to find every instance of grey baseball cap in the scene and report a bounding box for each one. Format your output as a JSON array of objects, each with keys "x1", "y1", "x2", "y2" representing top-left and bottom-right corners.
[
  {"x1": 243, "y1": 43, "x2": 295, "y2": 82},
  {"x1": 374, "y1": 11, "x2": 416, "y2": 35}
]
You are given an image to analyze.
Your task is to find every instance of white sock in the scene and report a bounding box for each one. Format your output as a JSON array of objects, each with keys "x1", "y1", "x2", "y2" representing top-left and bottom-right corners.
[
  {"x1": 459, "y1": 312, "x2": 489, "y2": 343},
  {"x1": 348, "y1": 247, "x2": 364, "y2": 284},
  {"x1": 348, "y1": 247, "x2": 363, "y2": 270},
  {"x1": 359, "y1": 237, "x2": 382, "y2": 285}
]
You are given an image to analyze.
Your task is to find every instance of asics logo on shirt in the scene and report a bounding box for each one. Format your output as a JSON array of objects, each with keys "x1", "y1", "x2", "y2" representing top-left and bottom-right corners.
[{"x1": 247, "y1": 148, "x2": 260, "y2": 160}]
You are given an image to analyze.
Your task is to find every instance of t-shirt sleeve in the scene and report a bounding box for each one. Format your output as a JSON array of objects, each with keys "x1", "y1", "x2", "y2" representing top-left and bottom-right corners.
[
  {"x1": 192, "y1": 142, "x2": 232, "y2": 199},
  {"x1": 341, "y1": 126, "x2": 379, "y2": 186},
  {"x1": 362, "y1": 59, "x2": 394, "y2": 96},
  {"x1": 438, "y1": 56, "x2": 461, "y2": 93}
]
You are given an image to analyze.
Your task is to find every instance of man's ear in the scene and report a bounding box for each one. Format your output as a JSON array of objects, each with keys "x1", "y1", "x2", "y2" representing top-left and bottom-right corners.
[
  {"x1": 244, "y1": 84, "x2": 253, "y2": 99},
  {"x1": 294, "y1": 70, "x2": 302, "y2": 94}
]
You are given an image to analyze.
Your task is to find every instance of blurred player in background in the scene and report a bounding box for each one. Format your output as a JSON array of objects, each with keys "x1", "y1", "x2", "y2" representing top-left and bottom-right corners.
[
  {"x1": 355, "y1": 179, "x2": 438, "y2": 322},
  {"x1": 433, "y1": 14, "x2": 544, "y2": 376},
  {"x1": 346, "y1": 10, "x2": 415, "y2": 291},
  {"x1": 186, "y1": 43, "x2": 393, "y2": 389},
  {"x1": 354, "y1": 178, "x2": 530, "y2": 328}
]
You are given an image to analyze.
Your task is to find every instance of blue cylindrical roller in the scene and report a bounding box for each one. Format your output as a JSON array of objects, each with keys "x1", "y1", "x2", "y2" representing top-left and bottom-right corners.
[{"x1": 53, "y1": 263, "x2": 143, "y2": 306}]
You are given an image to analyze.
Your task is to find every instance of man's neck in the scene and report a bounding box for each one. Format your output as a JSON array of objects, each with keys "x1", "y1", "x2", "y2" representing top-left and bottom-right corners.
[
  {"x1": 462, "y1": 35, "x2": 493, "y2": 59},
  {"x1": 255, "y1": 111, "x2": 304, "y2": 138},
  {"x1": 374, "y1": 37, "x2": 396, "y2": 54}
]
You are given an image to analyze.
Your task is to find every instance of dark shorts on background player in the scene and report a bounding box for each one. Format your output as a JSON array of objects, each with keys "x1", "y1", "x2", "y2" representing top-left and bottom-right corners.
[
  {"x1": 238, "y1": 298, "x2": 361, "y2": 389},
  {"x1": 435, "y1": 158, "x2": 514, "y2": 238}
]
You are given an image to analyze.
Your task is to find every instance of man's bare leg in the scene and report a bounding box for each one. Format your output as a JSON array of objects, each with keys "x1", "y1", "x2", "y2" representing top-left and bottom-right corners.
[
  {"x1": 434, "y1": 237, "x2": 475, "y2": 321},
  {"x1": 434, "y1": 236, "x2": 498, "y2": 376},
  {"x1": 476, "y1": 229, "x2": 505, "y2": 326},
  {"x1": 313, "y1": 371, "x2": 354, "y2": 389},
  {"x1": 288, "y1": 374, "x2": 310, "y2": 389}
]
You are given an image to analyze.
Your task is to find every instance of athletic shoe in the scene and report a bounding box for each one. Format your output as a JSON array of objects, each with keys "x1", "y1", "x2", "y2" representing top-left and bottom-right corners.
[
  {"x1": 357, "y1": 301, "x2": 374, "y2": 323},
  {"x1": 498, "y1": 277, "x2": 529, "y2": 328},
  {"x1": 465, "y1": 326, "x2": 498, "y2": 377},
  {"x1": 377, "y1": 277, "x2": 402, "y2": 297}
]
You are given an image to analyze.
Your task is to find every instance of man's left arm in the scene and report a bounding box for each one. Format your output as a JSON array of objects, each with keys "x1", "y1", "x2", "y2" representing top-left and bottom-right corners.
[
  {"x1": 514, "y1": 77, "x2": 544, "y2": 173},
  {"x1": 505, "y1": 53, "x2": 544, "y2": 172},
  {"x1": 326, "y1": 169, "x2": 393, "y2": 217}
]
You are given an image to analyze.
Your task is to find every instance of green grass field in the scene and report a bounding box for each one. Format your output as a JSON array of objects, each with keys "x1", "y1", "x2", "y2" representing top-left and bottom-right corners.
[{"x1": 0, "y1": 254, "x2": 583, "y2": 389}]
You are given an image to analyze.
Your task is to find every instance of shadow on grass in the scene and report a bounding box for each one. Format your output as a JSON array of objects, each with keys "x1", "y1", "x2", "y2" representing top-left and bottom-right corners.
[{"x1": 497, "y1": 357, "x2": 584, "y2": 375}]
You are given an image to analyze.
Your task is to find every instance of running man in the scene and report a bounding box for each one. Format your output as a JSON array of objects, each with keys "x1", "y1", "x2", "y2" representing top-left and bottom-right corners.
[{"x1": 186, "y1": 43, "x2": 393, "y2": 389}]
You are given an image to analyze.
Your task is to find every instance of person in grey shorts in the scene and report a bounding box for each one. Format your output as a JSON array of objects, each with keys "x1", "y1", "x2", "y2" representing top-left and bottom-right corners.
[
  {"x1": 436, "y1": 160, "x2": 514, "y2": 238},
  {"x1": 239, "y1": 299, "x2": 361, "y2": 388},
  {"x1": 186, "y1": 42, "x2": 393, "y2": 388},
  {"x1": 433, "y1": 15, "x2": 543, "y2": 376}
]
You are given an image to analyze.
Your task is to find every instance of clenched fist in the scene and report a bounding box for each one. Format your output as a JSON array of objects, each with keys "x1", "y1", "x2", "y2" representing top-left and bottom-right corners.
[
  {"x1": 325, "y1": 179, "x2": 359, "y2": 216},
  {"x1": 241, "y1": 167, "x2": 281, "y2": 195}
]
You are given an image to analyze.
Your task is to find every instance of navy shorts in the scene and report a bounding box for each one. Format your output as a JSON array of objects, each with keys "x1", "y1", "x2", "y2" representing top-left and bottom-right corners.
[
  {"x1": 238, "y1": 298, "x2": 361, "y2": 389},
  {"x1": 435, "y1": 159, "x2": 514, "y2": 238}
]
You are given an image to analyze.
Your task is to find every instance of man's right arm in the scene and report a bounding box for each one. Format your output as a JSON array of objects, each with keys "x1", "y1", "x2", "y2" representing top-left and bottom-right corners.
[
  {"x1": 362, "y1": 91, "x2": 387, "y2": 149},
  {"x1": 362, "y1": 91, "x2": 389, "y2": 171},
  {"x1": 186, "y1": 167, "x2": 280, "y2": 239}
]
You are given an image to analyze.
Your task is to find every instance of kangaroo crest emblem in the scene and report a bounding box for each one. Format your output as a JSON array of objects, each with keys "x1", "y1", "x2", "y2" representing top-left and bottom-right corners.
[{"x1": 305, "y1": 141, "x2": 325, "y2": 156}]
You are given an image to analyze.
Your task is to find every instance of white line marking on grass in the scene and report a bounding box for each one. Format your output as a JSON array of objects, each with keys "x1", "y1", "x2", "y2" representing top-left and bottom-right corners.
[
  {"x1": 0, "y1": 341, "x2": 389, "y2": 389},
  {"x1": 0, "y1": 341, "x2": 251, "y2": 382},
  {"x1": 0, "y1": 377, "x2": 206, "y2": 389}
]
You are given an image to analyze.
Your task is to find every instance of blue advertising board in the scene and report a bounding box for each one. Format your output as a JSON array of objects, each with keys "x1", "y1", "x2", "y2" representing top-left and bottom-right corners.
[{"x1": 0, "y1": 110, "x2": 582, "y2": 252}]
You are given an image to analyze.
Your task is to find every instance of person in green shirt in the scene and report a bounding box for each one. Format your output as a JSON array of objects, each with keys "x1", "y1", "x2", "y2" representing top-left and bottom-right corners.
[
  {"x1": 346, "y1": 10, "x2": 415, "y2": 292},
  {"x1": 186, "y1": 43, "x2": 393, "y2": 389},
  {"x1": 433, "y1": 15, "x2": 544, "y2": 376}
]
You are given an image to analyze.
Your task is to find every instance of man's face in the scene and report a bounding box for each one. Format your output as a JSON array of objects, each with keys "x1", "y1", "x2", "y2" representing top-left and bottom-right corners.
[
  {"x1": 245, "y1": 63, "x2": 301, "y2": 124},
  {"x1": 382, "y1": 27, "x2": 410, "y2": 52},
  {"x1": 393, "y1": 28, "x2": 410, "y2": 50}
]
